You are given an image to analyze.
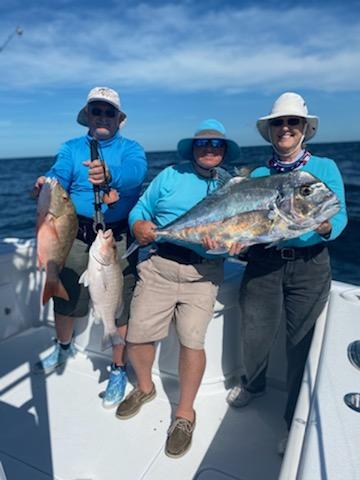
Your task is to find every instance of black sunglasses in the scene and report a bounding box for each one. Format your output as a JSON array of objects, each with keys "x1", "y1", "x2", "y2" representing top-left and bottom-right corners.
[
  {"x1": 193, "y1": 138, "x2": 226, "y2": 149},
  {"x1": 90, "y1": 107, "x2": 117, "y2": 118},
  {"x1": 269, "y1": 117, "x2": 303, "y2": 127}
]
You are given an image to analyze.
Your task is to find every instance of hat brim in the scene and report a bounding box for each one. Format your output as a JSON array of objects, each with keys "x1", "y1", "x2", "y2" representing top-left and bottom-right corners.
[
  {"x1": 77, "y1": 104, "x2": 127, "y2": 128},
  {"x1": 257, "y1": 114, "x2": 318, "y2": 142},
  {"x1": 177, "y1": 137, "x2": 240, "y2": 163}
]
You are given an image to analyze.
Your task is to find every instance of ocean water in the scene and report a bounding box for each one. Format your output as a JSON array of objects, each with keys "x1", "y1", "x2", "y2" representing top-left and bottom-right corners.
[{"x1": 0, "y1": 141, "x2": 359, "y2": 285}]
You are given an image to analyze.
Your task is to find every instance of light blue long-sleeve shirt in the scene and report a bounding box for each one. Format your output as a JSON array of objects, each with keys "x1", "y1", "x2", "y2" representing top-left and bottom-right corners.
[
  {"x1": 251, "y1": 155, "x2": 348, "y2": 247},
  {"x1": 129, "y1": 162, "x2": 223, "y2": 258},
  {"x1": 46, "y1": 132, "x2": 148, "y2": 222}
]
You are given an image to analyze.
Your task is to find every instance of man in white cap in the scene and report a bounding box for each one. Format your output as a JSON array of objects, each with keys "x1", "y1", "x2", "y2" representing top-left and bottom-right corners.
[
  {"x1": 32, "y1": 87, "x2": 147, "y2": 409},
  {"x1": 116, "y1": 119, "x2": 241, "y2": 458},
  {"x1": 226, "y1": 92, "x2": 348, "y2": 453}
]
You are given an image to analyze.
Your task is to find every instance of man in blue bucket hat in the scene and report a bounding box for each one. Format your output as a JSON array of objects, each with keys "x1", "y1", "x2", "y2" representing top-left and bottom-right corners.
[{"x1": 116, "y1": 119, "x2": 240, "y2": 458}]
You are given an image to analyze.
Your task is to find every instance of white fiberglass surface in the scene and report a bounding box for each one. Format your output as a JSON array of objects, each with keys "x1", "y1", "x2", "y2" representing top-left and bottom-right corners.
[{"x1": 0, "y1": 326, "x2": 285, "y2": 480}]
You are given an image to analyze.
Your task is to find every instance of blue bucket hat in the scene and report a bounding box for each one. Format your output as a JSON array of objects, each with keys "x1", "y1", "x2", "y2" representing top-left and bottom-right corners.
[{"x1": 177, "y1": 119, "x2": 240, "y2": 163}]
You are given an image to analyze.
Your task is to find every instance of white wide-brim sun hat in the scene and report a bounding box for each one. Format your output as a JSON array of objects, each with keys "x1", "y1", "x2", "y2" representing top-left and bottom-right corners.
[
  {"x1": 177, "y1": 118, "x2": 241, "y2": 163},
  {"x1": 256, "y1": 92, "x2": 319, "y2": 143},
  {"x1": 77, "y1": 86, "x2": 127, "y2": 128}
]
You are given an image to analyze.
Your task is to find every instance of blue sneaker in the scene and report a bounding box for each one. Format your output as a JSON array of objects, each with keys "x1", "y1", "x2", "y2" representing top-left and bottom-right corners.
[
  {"x1": 33, "y1": 340, "x2": 76, "y2": 374},
  {"x1": 102, "y1": 366, "x2": 128, "y2": 409}
]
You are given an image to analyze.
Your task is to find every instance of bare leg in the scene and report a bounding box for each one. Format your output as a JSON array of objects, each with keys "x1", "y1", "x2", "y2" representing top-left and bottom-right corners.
[
  {"x1": 54, "y1": 313, "x2": 74, "y2": 343},
  {"x1": 127, "y1": 342, "x2": 155, "y2": 394},
  {"x1": 112, "y1": 325, "x2": 127, "y2": 365},
  {"x1": 176, "y1": 345, "x2": 205, "y2": 422}
]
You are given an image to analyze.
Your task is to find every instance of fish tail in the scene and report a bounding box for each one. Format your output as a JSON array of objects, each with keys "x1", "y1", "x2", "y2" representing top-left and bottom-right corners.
[
  {"x1": 121, "y1": 240, "x2": 140, "y2": 259},
  {"x1": 101, "y1": 331, "x2": 125, "y2": 351},
  {"x1": 42, "y1": 279, "x2": 69, "y2": 305}
]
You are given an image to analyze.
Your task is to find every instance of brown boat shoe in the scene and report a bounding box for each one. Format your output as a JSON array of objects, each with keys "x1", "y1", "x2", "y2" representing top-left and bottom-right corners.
[
  {"x1": 165, "y1": 413, "x2": 196, "y2": 458},
  {"x1": 115, "y1": 384, "x2": 156, "y2": 419}
]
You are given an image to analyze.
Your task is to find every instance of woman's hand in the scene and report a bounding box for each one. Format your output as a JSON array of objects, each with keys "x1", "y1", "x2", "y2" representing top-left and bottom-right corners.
[{"x1": 315, "y1": 220, "x2": 332, "y2": 237}]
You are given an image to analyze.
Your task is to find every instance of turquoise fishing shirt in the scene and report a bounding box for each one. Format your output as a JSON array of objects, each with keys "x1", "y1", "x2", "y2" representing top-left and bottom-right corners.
[
  {"x1": 251, "y1": 155, "x2": 348, "y2": 247},
  {"x1": 46, "y1": 132, "x2": 147, "y2": 223},
  {"x1": 129, "y1": 162, "x2": 224, "y2": 258}
]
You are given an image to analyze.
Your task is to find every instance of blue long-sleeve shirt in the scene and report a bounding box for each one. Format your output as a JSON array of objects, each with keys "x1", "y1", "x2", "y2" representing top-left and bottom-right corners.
[
  {"x1": 251, "y1": 155, "x2": 348, "y2": 247},
  {"x1": 129, "y1": 162, "x2": 223, "y2": 258},
  {"x1": 46, "y1": 132, "x2": 148, "y2": 222}
]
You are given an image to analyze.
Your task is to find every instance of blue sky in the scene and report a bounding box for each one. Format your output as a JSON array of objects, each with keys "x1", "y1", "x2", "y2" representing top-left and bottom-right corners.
[{"x1": 1, "y1": 0, "x2": 360, "y2": 158}]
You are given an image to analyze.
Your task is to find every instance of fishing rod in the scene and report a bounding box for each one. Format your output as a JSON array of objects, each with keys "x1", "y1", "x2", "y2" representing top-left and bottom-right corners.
[
  {"x1": 90, "y1": 139, "x2": 106, "y2": 232},
  {"x1": 0, "y1": 26, "x2": 23, "y2": 53},
  {"x1": 89, "y1": 139, "x2": 119, "y2": 233}
]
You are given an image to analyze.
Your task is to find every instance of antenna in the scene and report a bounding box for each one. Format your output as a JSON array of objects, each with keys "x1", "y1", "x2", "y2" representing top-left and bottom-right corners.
[{"x1": 0, "y1": 26, "x2": 23, "y2": 53}]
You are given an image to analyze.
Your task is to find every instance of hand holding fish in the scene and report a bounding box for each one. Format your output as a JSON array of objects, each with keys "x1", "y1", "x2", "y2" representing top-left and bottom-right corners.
[
  {"x1": 133, "y1": 220, "x2": 157, "y2": 245},
  {"x1": 83, "y1": 159, "x2": 110, "y2": 185},
  {"x1": 202, "y1": 235, "x2": 246, "y2": 256},
  {"x1": 315, "y1": 220, "x2": 332, "y2": 236},
  {"x1": 31, "y1": 175, "x2": 47, "y2": 198}
]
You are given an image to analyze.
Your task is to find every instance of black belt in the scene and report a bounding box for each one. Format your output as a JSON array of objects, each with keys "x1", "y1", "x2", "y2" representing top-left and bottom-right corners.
[
  {"x1": 76, "y1": 215, "x2": 128, "y2": 245},
  {"x1": 156, "y1": 242, "x2": 206, "y2": 265},
  {"x1": 249, "y1": 243, "x2": 326, "y2": 261}
]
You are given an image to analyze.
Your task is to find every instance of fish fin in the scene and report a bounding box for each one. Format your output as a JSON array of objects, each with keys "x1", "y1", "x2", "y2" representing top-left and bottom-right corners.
[
  {"x1": 99, "y1": 269, "x2": 108, "y2": 291},
  {"x1": 42, "y1": 279, "x2": 69, "y2": 305},
  {"x1": 79, "y1": 270, "x2": 89, "y2": 287},
  {"x1": 211, "y1": 167, "x2": 233, "y2": 188},
  {"x1": 209, "y1": 176, "x2": 246, "y2": 198},
  {"x1": 264, "y1": 241, "x2": 283, "y2": 249},
  {"x1": 121, "y1": 240, "x2": 140, "y2": 259},
  {"x1": 233, "y1": 164, "x2": 260, "y2": 178},
  {"x1": 37, "y1": 255, "x2": 44, "y2": 270},
  {"x1": 206, "y1": 248, "x2": 229, "y2": 255},
  {"x1": 101, "y1": 331, "x2": 125, "y2": 351},
  {"x1": 101, "y1": 334, "x2": 113, "y2": 351},
  {"x1": 287, "y1": 219, "x2": 315, "y2": 230}
]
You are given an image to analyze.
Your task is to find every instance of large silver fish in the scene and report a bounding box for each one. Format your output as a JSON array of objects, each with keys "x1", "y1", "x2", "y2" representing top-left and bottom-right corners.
[
  {"x1": 79, "y1": 229, "x2": 124, "y2": 349},
  {"x1": 134, "y1": 170, "x2": 340, "y2": 254},
  {"x1": 36, "y1": 177, "x2": 78, "y2": 304}
]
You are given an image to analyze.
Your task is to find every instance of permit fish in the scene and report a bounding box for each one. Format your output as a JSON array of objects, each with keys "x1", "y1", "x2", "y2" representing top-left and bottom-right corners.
[
  {"x1": 36, "y1": 177, "x2": 78, "y2": 304},
  {"x1": 125, "y1": 170, "x2": 340, "y2": 256},
  {"x1": 79, "y1": 229, "x2": 124, "y2": 349}
]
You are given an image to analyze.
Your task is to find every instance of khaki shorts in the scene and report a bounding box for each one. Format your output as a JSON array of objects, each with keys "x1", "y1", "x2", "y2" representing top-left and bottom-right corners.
[{"x1": 126, "y1": 255, "x2": 224, "y2": 350}]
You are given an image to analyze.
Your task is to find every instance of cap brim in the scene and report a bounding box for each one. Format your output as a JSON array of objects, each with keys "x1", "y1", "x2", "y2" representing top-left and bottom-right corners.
[
  {"x1": 177, "y1": 137, "x2": 240, "y2": 163},
  {"x1": 256, "y1": 116, "x2": 319, "y2": 142},
  {"x1": 77, "y1": 106, "x2": 127, "y2": 128}
]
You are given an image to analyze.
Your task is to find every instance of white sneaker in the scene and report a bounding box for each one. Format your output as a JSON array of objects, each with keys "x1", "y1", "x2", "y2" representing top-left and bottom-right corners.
[
  {"x1": 226, "y1": 384, "x2": 265, "y2": 407},
  {"x1": 277, "y1": 433, "x2": 289, "y2": 456}
]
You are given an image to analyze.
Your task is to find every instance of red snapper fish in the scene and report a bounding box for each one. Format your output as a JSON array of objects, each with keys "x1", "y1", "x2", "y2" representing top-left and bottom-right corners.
[{"x1": 36, "y1": 178, "x2": 78, "y2": 305}]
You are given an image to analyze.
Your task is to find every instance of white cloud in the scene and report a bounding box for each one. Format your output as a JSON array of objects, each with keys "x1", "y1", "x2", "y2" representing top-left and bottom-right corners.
[{"x1": 1, "y1": 3, "x2": 360, "y2": 93}]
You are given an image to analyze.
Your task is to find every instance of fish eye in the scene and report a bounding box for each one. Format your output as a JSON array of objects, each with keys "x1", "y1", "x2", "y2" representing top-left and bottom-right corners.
[{"x1": 300, "y1": 185, "x2": 312, "y2": 196}]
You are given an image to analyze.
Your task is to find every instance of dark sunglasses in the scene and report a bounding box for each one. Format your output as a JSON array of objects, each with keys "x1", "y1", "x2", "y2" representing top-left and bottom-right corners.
[
  {"x1": 90, "y1": 107, "x2": 117, "y2": 118},
  {"x1": 269, "y1": 117, "x2": 303, "y2": 127},
  {"x1": 193, "y1": 138, "x2": 226, "y2": 149}
]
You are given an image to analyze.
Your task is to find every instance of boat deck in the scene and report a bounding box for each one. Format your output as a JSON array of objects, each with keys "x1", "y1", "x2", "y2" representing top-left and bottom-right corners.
[{"x1": 0, "y1": 326, "x2": 286, "y2": 480}]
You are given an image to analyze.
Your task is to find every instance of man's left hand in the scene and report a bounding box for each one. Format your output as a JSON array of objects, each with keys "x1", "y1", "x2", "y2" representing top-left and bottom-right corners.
[{"x1": 83, "y1": 159, "x2": 109, "y2": 185}]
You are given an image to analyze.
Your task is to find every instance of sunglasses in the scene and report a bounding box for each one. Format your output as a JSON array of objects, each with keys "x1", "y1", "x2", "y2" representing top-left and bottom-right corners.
[
  {"x1": 269, "y1": 117, "x2": 303, "y2": 127},
  {"x1": 193, "y1": 138, "x2": 226, "y2": 149},
  {"x1": 89, "y1": 107, "x2": 117, "y2": 118}
]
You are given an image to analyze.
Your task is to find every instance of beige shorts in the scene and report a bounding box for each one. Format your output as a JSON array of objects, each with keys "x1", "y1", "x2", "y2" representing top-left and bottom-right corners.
[{"x1": 127, "y1": 255, "x2": 224, "y2": 350}]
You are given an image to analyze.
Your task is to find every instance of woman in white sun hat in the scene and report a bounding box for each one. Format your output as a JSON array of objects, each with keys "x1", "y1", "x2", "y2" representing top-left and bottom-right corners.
[{"x1": 226, "y1": 92, "x2": 348, "y2": 454}]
